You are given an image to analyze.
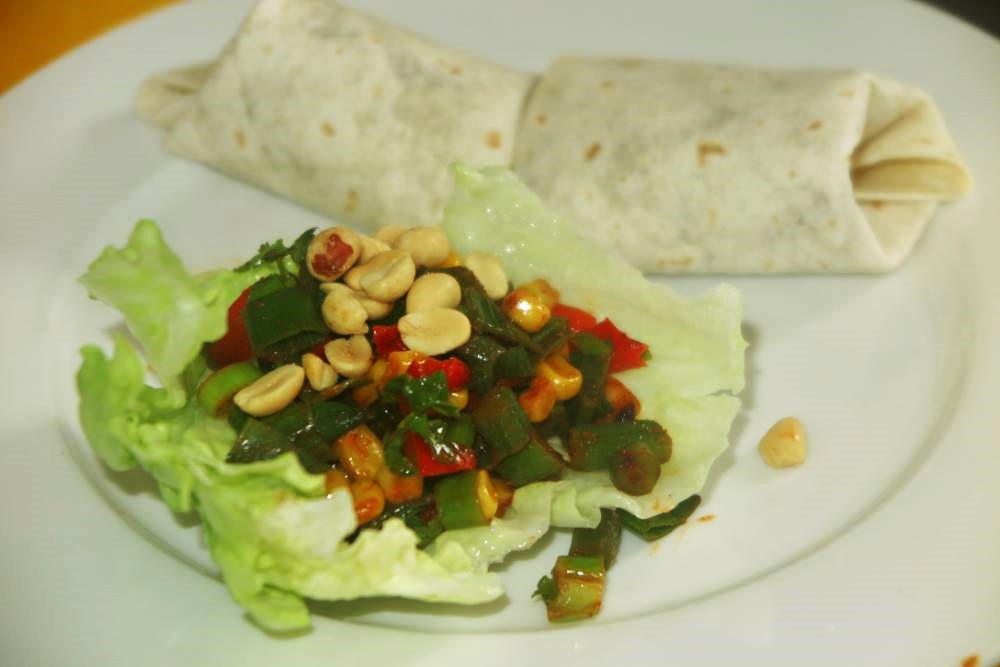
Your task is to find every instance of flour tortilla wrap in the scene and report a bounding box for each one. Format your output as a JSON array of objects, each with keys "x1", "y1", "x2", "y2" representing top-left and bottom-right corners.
[
  {"x1": 135, "y1": 0, "x2": 535, "y2": 231},
  {"x1": 512, "y1": 58, "x2": 971, "y2": 274}
]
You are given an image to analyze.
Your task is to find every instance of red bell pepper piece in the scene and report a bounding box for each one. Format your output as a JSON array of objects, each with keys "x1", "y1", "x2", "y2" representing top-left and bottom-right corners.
[
  {"x1": 551, "y1": 304, "x2": 598, "y2": 333},
  {"x1": 372, "y1": 325, "x2": 407, "y2": 357},
  {"x1": 403, "y1": 433, "x2": 477, "y2": 477},
  {"x1": 208, "y1": 287, "x2": 253, "y2": 366},
  {"x1": 406, "y1": 356, "x2": 470, "y2": 390},
  {"x1": 587, "y1": 318, "x2": 649, "y2": 373}
]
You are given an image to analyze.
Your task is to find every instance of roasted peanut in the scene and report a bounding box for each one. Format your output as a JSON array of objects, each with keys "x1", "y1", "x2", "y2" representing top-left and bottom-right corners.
[
  {"x1": 233, "y1": 364, "x2": 304, "y2": 417},
  {"x1": 321, "y1": 281, "x2": 392, "y2": 319},
  {"x1": 373, "y1": 224, "x2": 408, "y2": 246},
  {"x1": 359, "y1": 250, "x2": 416, "y2": 302},
  {"x1": 465, "y1": 252, "x2": 509, "y2": 300},
  {"x1": 437, "y1": 251, "x2": 462, "y2": 268},
  {"x1": 357, "y1": 234, "x2": 391, "y2": 263},
  {"x1": 306, "y1": 226, "x2": 361, "y2": 281},
  {"x1": 302, "y1": 352, "x2": 338, "y2": 391},
  {"x1": 321, "y1": 288, "x2": 368, "y2": 335},
  {"x1": 502, "y1": 288, "x2": 551, "y2": 333},
  {"x1": 405, "y1": 272, "x2": 462, "y2": 313},
  {"x1": 392, "y1": 226, "x2": 451, "y2": 267},
  {"x1": 397, "y1": 308, "x2": 471, "y2": 356},
  {"x1": 324, "y1": 335, "x2": 373, "y2": 379},
  {"x1": 758, "y1": 417, "x2": 808, "y2": 468}
]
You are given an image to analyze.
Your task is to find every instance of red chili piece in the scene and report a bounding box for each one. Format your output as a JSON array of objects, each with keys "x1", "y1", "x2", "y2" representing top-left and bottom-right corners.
[
  {"x1": 551, "y1": 303, "x2": 598, "y2": 333},
  {"x1": 208, "y1": 287, "x2": 253, "y2": 366},
  {"x1": 587, "y1": 318, "x2": 649, "y2": 373},
  {"x1": 406, "y1": 356, "x2": 470, "y2": 390},
  {"x1": 403, "y1": 433, "x2": 477, "y2": 477},
  {"x1": 371, "y1": 325, "x2": 408, "y2": 357}
]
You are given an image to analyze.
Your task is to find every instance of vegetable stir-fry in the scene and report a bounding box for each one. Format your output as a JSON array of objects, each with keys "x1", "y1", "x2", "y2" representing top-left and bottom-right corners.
[
  {"x1": 201, "y1": 221, "x2": 683, "y2": 619},
  {"x1": 76, "y1": 165, "x2": 746, "y2": 631}
]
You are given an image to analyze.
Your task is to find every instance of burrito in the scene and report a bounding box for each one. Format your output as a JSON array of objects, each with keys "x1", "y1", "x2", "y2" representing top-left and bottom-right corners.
[
  {"x1": 512, "y1": 58, "x2": 971, "y2": 274},
  {"x1": 136, "y1": 0, "x2": 535, "y2": 231},
  {"x1": 137, "y1": 0, "x2": 971, "y2": 274}
]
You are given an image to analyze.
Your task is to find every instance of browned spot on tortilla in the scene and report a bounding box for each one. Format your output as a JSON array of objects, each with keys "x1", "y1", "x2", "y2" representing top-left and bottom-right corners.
[
  {"x1": 721, "y1": 84, "x2": 733, "y2": 93},
  {"x1": 770, "y1": 215, "x2": 781, "y2": 226},
  {"x1": 621, "y1": 58, "x2": 643, "y2": 69},
  {"x1": 600, "y1": 80, "x2": 615, "y2": 90},
  {"x1": 818, "y1": 260, "x2": 831, "y2": 270},
  {"x1": 372, "y1": 84, "x2": 384, "y2": 100},
  {"x1": 263, "y1": 45, "x2": 273, "y2": 56},
  {"x1": 658, "y1": 256, "x2": 692, "y2": 269},
  {"x1": 755, "y1": 119, "x2": 765, "y2": 127},
  {"x1": 648, "y1": 541, "x2": 662, "y2": 556},
  {"x1": 321, "y1": 121, "x2": 336, "y2": 137},
  {"x1": 840, "y1": 89, "x2": 855, "y2": 98},
  {"x1": 369, "y1": 34, "x2": 384, "y2": 44},
  {"x1": 335, "y1": 46, "x2": 345, "y2": 55},
  {"x1": 697, "y1": 141, "x2": 727, "y2": 167},
  {"x1": 345, "y1": 190, "x2": 358, "y2": 213},
  {"x1": 788, "y1": 169, "x2": 798, "y2": 180},
  {"x1": 584, "y1": 143, "x2": 602, "y2": 161},
  {"x1": 869, "y1": 200, "x2": 886, "y2": 209},
  {"x1": 961, "y1": 654, "x2": 980, "y2": 667},
  {"x1": 484, "y1": 131, "x2": 503, "y2": 149},
  {"x1": 438, "y1": 59, "x2": 463, "y2": 76},
  {"x1": 697, "y1": 514, "x2": 716, "y2": 523},
  {"x1": 764, "y1": 259, "x2": 776, "y2": 270},
  {"x1": 233, "y1": 129, "x2": 246, "y2": 149},
  {"x1": 535, "y1": 114, "x2": 548, "y2": 125},
  {"x1": 826, "y1": 218, "x2": 838, "y2": 227},
  {"x1": 807, "y1": 120, "x2": 823, "y2": 131},
  {"x1": 708, "y1": 208, "x2": 719, "y2": 227}
]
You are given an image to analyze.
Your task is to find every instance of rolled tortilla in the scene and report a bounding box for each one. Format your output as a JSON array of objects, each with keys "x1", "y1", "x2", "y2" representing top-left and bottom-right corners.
[
  {"x1": 512, "y1": 58, "x2": 971, "y2": 274},
  {"x1": 136, "y1": 0, "x2": 535, "y2": 231}
]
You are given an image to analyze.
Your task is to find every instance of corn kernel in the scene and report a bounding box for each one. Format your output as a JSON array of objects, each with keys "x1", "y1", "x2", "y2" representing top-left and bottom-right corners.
[
  {"x1": 603, "y1": 377, "x2": 641, "y2": 418},
  {"x1": 492, "y1": 477, "x2": 515, "y2": 518},
  {"x1": 474, "y1": 470, "x2": 499, "y2": 522},
  {"x1": 324, "y1": 468, "x2": 350, "y2": 496},
  {"x1": 351, "y1": 479, "x2": 386, "y2": 525},
  {"x1": 374, "y1": 466, "x2": 424, "y2": 504},
  {"x1": 448, "y1": 388, "x2": 470, "y2": 410},
  {"x1": 334, "y1": 425, "x2": 386, "y2": 480},
  {"x1": 519, "y1": 278, "x2": 560, "y2": 308},
  {"x1": 352, "y1": 358, "x2": 387, "y2": 407},
  {"x1": 519, "y1": 377, "x2": 557, "y2": 422},
  {"x1": 536, "y1": 355, "x2": 583, "y2": 401},
  {"x1": 382, "y1": 350, "x2": 426, "y2": 387},
  {"x1": 501, "y1": 288, "x2": 551, "y2": 333},
  {"x1": 436, "y1": 251, "x2": 462, "y2": 268}
]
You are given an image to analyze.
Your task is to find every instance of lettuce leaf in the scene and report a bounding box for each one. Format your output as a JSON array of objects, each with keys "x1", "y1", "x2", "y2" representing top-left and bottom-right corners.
[
  {"x1": 78, "y1": 219, "x2": 271, "y2": 392},
  {"x1": 77, "y1": 168, "x2": 745, "y2": 631}
]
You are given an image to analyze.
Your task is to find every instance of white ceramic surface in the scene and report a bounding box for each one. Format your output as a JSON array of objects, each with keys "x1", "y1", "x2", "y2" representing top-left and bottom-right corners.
[{"x1": 1, "y1": 1, "x2": 998, "y2": 665}]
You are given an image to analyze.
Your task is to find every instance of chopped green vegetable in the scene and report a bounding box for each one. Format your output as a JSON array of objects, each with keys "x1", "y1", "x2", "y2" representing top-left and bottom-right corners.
[
  {"x1": 534, "y1": 555, "x2": 605, "y2": 622},
  {"x1": 565, "y1": 420, "x2": 671, "y2": 471},
  {"x1": 380, "y1": 373, "x2": 460, "y2": 475},
  {"x1": 619, "y1": 495, "x2": 702, "y2": 542},
  {"x1": 433, "y1": 470, "x2": 493, "y2": 530},
  {"x1": 493, "y1": 433, "x2": 564, "y2": 485},
  {"x1": 441, "y1": 267, "x2": 538, "y2": 351},
  {"x1": 455, "y1": 334, "x2": 506, "y2": 396},
  {"x1": 495, "y1": 346, "x2": 535, "y2": 383},
  {"x1": 530, "y1": 316, "x2": 572, "y2": 360},
  {"x1": 197, "y1": 362, "x2": 262, "y2": 415},
  {"x1": 243, "y1": 285, "x2": 326, "y2": 353},
  {"x1": 569, "y1": 508, "x2": 622, "y2": 568},
  {"x1": 236, "y1": 228, "x2": 315, "y2": 274},
  {"x1": 469, "y1": 385, "x2": 534, "y2": 468},
  {"x1": 566, "y1": 332, "x2": 612, "y2": 425},
  {"x1": 609, "y1": 443, "x2": 661, "y2": 496}
]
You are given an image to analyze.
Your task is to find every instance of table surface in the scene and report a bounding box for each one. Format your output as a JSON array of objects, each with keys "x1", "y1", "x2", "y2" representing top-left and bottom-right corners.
[{"x1": 0, "y1": 0, "x2": 996, "y2": 95}]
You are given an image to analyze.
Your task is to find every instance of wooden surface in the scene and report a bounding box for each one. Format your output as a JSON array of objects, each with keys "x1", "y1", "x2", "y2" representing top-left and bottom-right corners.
[{"x1": 0, "y1": 0, "x2": 179, "y2": 94}]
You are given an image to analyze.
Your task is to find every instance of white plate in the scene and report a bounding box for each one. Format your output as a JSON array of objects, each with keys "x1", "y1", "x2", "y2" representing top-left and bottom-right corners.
[{"x1": 2, "y1": 0, "x2": 998, "y2": 664}]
